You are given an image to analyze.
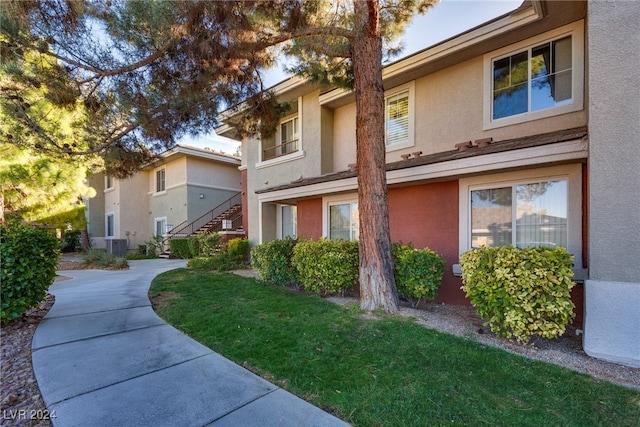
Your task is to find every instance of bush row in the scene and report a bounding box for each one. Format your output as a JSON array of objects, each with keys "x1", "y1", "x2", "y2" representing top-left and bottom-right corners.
[
  {"x1": 177, "y1": 234, "x2": 250, "y2": 272},
  {"x1": 251, "y1": 238, "x2": 445, "y2": 301},
  {"x1": 460, "y1": 245, "x2": 575, "y2": 344},
  {"x1": 1, "y1": 224, "x2": 60, "y2": 325}
]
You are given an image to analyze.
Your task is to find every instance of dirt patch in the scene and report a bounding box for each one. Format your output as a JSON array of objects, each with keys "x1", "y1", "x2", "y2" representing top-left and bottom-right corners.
[{"x1": 149, "y1": 291, "x2": 181, "y2": 310}]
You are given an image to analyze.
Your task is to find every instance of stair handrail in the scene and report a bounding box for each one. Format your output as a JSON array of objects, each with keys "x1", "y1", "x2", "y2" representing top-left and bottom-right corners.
[{"x1": 170, "y1": 192, "x2": 242, "y2": 238}]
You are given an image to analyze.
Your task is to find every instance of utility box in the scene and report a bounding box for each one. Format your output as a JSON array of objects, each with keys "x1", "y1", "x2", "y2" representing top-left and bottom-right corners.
[{"x1": 106, "y1": 239, "x2": 128, "y2": 257}]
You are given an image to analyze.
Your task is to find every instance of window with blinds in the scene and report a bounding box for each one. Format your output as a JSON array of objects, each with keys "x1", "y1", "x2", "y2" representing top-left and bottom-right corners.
[{"x1": 385, "y1": 90, "x2": 410, "y2": 147}]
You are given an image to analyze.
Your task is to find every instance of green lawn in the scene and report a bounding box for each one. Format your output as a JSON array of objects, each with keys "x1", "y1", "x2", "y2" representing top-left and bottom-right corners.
[{"x1": 149, "y1": 269, "x2": 640, "y2": 426}]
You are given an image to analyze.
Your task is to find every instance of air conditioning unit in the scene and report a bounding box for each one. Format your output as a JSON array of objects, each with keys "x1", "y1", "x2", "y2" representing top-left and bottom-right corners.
[{"x1": 106, "y1": 239, "x2": 128, "y2": 257}]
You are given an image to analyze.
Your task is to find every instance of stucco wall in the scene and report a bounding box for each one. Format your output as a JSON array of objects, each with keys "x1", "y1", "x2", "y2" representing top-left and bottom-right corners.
[
  {"x1": 330, "y1": 25, "x2": 587, "y2": 172},
  {"x1": 584, "y1": 0, "x2": 640, "y2": 367},
  {"x1": 119, "y1": 172, "x2": 151, "y2": 247},
  {"x1": 186, "y1": 157, "x2": 241, "y2": 191},
  {"x1": 296, "y1": 198, "x2": 323, "y2": 240},
  {"x1": 388, "y1": 181, "x2": 465, "y2": 305}
]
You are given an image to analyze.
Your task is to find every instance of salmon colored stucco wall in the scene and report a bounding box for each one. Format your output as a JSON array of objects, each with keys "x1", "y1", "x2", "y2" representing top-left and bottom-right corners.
[
  {"x1": 297, "y1": 198, "x2": 323, "y2": 240},
  {"x1": 241, "y1": 169, "x2": 248, "y2": 235},
  {"x1": 388, "y1": 181, "x2": 467, "y2": 305}
]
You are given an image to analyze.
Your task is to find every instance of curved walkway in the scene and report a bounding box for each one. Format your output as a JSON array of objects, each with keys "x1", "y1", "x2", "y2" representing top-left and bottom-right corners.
[{"x1": 33, "y1": 260, "x2": 349, "y2": 427}]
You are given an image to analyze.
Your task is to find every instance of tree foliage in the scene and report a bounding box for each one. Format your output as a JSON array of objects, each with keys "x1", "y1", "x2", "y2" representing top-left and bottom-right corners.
[{"x1": 1, "y1": 0, "x2": 439, "y2": 312}]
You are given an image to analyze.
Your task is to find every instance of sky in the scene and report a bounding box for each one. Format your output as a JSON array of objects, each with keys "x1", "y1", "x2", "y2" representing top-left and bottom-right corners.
[{"x1": 180, "y1": 0, "x2": 522, "y2": 153}]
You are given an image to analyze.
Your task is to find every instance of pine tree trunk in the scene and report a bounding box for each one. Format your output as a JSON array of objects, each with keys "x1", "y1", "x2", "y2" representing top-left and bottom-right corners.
[{"x1": 351, "y1": 1, "x2": 399, "y2": 313}]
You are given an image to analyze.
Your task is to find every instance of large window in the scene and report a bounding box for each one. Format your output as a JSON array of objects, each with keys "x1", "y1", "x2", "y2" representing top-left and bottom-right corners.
[
  {"x1": 329, "y1": 201, "x2": 359, "y2": 241},
  {"x1": 492, "y1": 36, "x2": 572, "y2": 120},
  {"x1": 155, "y1": 168, "x2": 166, "y2": 193},
  {"x1": 483, "y1": 21, "x2": 584, "y2": 130},
  {"x1": 470, "y1": 179, "x2": 568, "y2": 249}
]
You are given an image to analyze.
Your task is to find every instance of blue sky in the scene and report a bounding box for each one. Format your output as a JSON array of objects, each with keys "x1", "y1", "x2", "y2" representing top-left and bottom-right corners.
[{"x1": 182, "y1": 0, "x2": 522, "y2": 152}]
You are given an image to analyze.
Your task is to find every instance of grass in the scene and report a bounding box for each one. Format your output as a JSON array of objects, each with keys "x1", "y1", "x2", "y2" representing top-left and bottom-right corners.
[{"x1": 149, "y1": 269, "x2": 640, "y2": 426}]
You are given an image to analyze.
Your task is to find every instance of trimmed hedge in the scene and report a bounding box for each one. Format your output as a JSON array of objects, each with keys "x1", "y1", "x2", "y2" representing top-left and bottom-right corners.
[
  {"x1": 169, "y1": 238, "x2": 192, "y2": 259},
  {"x1": 292, "y1": 239, "x2": 359, "y2": 296},
  {"x1": 393, "y1": 243, "x2": 445, "y2": 307},
  {"x1": 250, "y1": 236, "x2": 299, "y2": 286},
  {"x1": 1, "y1": 224, "x2": 60, "y2": 324},
  {"x1": 460, "y1": 246, "x2": 575, "y2": 344},
  {"x1": 225, "y1": 237, "x2": 250, "y2": 263}
]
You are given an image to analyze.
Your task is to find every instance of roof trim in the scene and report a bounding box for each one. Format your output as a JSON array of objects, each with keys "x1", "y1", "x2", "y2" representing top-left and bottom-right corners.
[{"x1": 255, "y1": 126, "x2": 587, "y2": 201}]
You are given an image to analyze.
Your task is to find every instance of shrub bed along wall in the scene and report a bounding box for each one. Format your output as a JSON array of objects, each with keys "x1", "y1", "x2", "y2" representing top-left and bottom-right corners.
[{"x1": 459, "y1": 245, "x2": 575, "y2": 344}]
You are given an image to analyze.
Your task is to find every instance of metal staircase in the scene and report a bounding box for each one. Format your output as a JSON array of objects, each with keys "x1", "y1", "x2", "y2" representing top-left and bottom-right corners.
[{"x1": 161, "y1": 192, "x2": 243, "y2": 256}]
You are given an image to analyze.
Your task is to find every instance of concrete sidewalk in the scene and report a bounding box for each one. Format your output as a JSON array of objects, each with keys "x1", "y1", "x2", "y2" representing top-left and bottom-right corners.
[{"x1": 33, "y1": 259, "x2": 349, "y2": 427}]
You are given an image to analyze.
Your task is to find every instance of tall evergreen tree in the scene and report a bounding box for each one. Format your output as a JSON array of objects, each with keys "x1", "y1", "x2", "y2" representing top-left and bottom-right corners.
[{"x1": 1, "y1": 0, "x2": 438, "y2": 312}]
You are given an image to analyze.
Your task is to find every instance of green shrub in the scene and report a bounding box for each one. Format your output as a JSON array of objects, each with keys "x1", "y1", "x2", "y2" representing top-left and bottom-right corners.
[
  {"x1": 60, "y1": 230, "x2": 81, "y2": 253},
  {"x1": 292, "y1": 239, "x2": 359, "y2": 296},
  {"x1": 187, "y1": 236, "x2": 200, "y2": 258},
  {"x1": 195, "y1": 233, "x2": 222, "y2": 257},
  {"x1": 393, "y1": 243, "x2": 445, "y2": 307},
  {"x1": 169, "y1": 238, "x2": 191, "y2": 259},
  {"x1": 460, "y1": 246, "x2": 575, "y2": 344},
  {"x1": 187, "y1": 253, "x2": 237, "y2": 271},
  {"x1": 225, "y1": 237, "x2": 250, "y2": 263},
  {"x1": 250, "y1": 236, "x2": 298, "y2": 287},
  {"x1": 1, "y1": 224, "x2": 60, "y2": 325}
]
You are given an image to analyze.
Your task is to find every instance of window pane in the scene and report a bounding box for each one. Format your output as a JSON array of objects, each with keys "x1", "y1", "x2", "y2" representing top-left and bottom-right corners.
[
  {"x1": 386, "y1": 91, "x2": 409, "y2": 146},
  {"x1": 329, "y1": 202, "x2": 359, "y2": 241},
  {"x1": 106, "y1": 215, "x2": 114, "y2": 237},
  {"x1": 282, "y1": 205, "x2": 297, "y2": 238},
  {"x1": 516, "y1": 180, "x2": 567, "y2": 248},
  {"x1": 493, "y1": 51, "x2": 528, "y2": 120},
  {"x1": 156, "y1": 169, "x2": 165, "y2": 192},
  {"x1": 531, "y1": 37, "x2": 572, "y2": 111},
  {"x1": 471, "y1": 188, "x2": 512, "y2": 247}
]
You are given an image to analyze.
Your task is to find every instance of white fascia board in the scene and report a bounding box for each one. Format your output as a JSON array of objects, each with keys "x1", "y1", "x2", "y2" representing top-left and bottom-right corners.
[
  {"x1": 387, "y1": 140, "x2": 587, "y2": 185},
  {"x1": 256, "y1": 138, "x2": 587, "y2": 203},
  {"x1": 165, "y1": 145, "x2": 240, "y2": 165},
  {"x1": 257, "y1": 176, "x2": 358, "y2": 203}
]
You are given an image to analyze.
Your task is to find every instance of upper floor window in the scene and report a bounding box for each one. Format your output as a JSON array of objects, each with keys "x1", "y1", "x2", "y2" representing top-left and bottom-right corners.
[
  {"x1": 483, "y1": 21, "x2": 584, "y2": 130},
  {"x1": 492, "y1": 36, "x2": 572, "y2": 120},
  {"x1": 384, "y1": 82, "x2": 415, "y2": 151},
  {"x1": 262, "y1": 115, "x2": 299, "y2": 161},
  {"x1": 155, "y1": 168, "x2": 166, "y2": 193},
  {"x1": 105, "y1": 175, "x2": 114, "y2": 190}
]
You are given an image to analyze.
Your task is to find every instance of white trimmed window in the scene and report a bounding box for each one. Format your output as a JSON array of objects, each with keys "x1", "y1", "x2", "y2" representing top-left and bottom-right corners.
[
  {"x1": 259, "y1": 96, "x2": 304, "y2": 166},
  {"x1": 483, "y1": 21, "x2": 584, "y2": 129},
  {"x1": 105, "y1": 175, "x2": 114, "y2": 190},
  {"x1": 106, "y1": 213, "x2": 115, "y2": 238},
  {"x1": 155, "y1": 217, "x2": 167, "y2": 238},
  {"x1": 470, "y1": 180, "x2": 568, "y2": 249},
  {"x1": 385, "y1": 82, "x2": 415, "y2": 151},
  {"x1": 329, "y1": 201, "x2": 359, "y2": 241},
  {"x1": 279, "y1": 205, "x2": 297, "y2": 239},
  {"x1": 155, "y1": 168, "x2": 166, "y2": 193},
  {"x1": 459, "y1": 165, "x2": 583, "y2": 266}
]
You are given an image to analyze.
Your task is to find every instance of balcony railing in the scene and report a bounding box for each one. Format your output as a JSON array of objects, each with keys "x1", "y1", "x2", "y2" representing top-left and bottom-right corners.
[{"x1": 263, "y1": 139, "x2": 299, "y2": 161}]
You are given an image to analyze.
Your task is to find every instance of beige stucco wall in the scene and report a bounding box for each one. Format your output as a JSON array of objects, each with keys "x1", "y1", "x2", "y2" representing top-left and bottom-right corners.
[
  {"x1": 118, "y1": 172, "x2": 150, "y2": 247},
  {"x1": 331, "y1": 25, "x2": 587, "y2": 172}
]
